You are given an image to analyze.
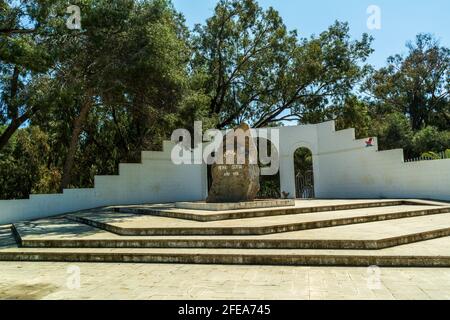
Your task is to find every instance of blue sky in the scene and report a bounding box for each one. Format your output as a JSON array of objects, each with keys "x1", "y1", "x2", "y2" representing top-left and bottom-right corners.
[{"x1": 172, "y1": 0, "x2": 450, "y2": 68}]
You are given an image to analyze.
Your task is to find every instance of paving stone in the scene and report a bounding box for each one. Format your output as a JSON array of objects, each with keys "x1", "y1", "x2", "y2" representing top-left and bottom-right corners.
[{"x1": 3, "y1": 261, "x2": 450, "y2": 299}]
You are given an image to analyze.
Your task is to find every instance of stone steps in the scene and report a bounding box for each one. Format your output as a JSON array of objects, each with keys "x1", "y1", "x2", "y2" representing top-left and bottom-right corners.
[
  {"x1": 12, "y1": 213, "x2": 450, "y2": 250},
  {"x1": 113, "y1": 199, "x2": 415, "y2": 222},
  {"x1": 14, "y1": 227, "x2": 450, "y2": 250},
  {"x1": 2, "y1": 200, "x2": 450, "y2": 267},
  {"x1": 69, "y1": 205, "x2": 450, "y2": 236},
  {"x1": 1, "y1": 235, "x2": 450, "y2": 267}
]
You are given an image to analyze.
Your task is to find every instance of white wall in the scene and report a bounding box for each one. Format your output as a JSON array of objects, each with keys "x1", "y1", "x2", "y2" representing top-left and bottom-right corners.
[
  {"x1": 277, "y1": 121, "x2": 450, "y2": 201},
  {"x1": 1, "y1": 121, "x2": 449, "y2": 224},
  {"x1": 0, "y1": 141, "x2": 207, "y2": 225}
]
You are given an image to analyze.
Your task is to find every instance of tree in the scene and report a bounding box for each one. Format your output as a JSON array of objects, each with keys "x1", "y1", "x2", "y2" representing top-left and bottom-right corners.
[
  {"x1": 370, "y1": 112, "x2": 414, "y2": 157},
  {"x1": 47, "y1": 0, "x2": 191, "y2": 190},
  {"x1": 366, "y1": 34, "x2": 450, "y2": 131},
  {"x1": 0, "y1": 0, "x2": 62, "y2": 151},
  {"x1": 1, "y1": 0, "x2": 194, "y2": 197},
  {"x1": 192, "y1": 0, "x2": 373, "y2": 129},
  {"x1": 0, "y1": 126, "x2": 60, "y2": 199},
  {"x1": 412, "y1": 126, "x2": 450, "y2": 155},
  {"x1": 334, "y1": 95, "x2": 371, "y2": 138}
]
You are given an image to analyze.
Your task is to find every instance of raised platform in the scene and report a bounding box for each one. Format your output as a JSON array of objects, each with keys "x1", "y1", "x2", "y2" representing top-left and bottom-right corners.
[
  {"x1": 112, "y1": 199, "x2": 428, "y2": 222},
  {"x1": 175, "y1": 199, "x2": 295, "y2": 211},
  {"x1": 2, "y1": 199, "x2": 450, "y2": 267},
  {"x1": 70, "y1": 204, "x2": 450, "y2": 236}
]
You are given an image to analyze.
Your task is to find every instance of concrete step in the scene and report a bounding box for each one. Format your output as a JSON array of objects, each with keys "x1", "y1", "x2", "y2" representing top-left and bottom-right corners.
[
  {"x1": 68, "y1": 205, "x2": 450, "y2": 236},
  {"x1": 1, "y1": 232, "x2": 450, "y2": 267},
  {"x1": 113, "y1": 199, "x2": 423, "y2": 222},
  {"x1": 13, "y1": 212, "x2": 450, "y2": 250}
]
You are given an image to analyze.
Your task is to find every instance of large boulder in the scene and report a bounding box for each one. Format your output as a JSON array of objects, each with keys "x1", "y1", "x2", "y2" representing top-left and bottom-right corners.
[{"x1": 206, "y1": 123, "x2": 260, "y2": 203}]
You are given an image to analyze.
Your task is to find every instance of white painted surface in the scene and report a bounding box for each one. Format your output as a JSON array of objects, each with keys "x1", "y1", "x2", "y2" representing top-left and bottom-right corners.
[
  {"x1": 1, "y1": 121, "x2": 449, "y2": 224},
  {"x1": 276, "y1": 121, "x2": 450, "y2": 202},
  {"x1": 0, "y1": 142, "x2": 207, "y2": 224}
]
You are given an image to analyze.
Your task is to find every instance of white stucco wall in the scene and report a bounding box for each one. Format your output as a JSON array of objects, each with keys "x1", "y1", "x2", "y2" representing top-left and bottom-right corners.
[
  {"x1": 0, "y1": 121, "x2": 449, "y2": 224},
  {"x1": 0, "y1": 141, "x2": 207, "y2": 224},
  {"x1": 276, "y1": 121, "x2": 450, "y2": 202}
]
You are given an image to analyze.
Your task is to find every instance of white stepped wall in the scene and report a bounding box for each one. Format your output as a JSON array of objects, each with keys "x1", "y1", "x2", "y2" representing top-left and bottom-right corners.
[
  {"x1": 314, "y1": 125, "x2": 450, "y2": 201},
  {"x1": 0, "y1": 146, "x2": 207, "y2": 225}
]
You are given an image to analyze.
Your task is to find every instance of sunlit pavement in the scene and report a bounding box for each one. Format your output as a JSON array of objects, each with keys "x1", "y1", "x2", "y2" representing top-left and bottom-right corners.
[{"x1": 1, "y1": 262, "x2": 450, "y2": 300}]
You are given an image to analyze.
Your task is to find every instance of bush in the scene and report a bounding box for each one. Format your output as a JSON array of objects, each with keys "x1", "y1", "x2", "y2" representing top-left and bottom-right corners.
[
  {"x1": 371, "y1": 112, "x2": 414, "y2": 156},
  {"x1": 412, "y1": 127, "x2": 450, "y2": 155},
  {"x1": 0, "y1": 126, "x2": 61, "y2": 199},
  {"x1": 421, "y1": 149, "x2": 450, "y2": 159}
]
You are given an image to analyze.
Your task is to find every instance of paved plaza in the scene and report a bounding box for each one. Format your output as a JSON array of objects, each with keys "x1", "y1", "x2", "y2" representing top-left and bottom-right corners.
[
  {"x1": 2, "y1": 199, "x2": 450, "y2": 300},
  {"x1": 1, "y1": 262, "x2": 450, "y2": 300}
]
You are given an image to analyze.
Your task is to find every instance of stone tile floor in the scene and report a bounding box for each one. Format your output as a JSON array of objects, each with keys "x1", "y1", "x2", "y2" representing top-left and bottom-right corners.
[
  {"x1": 2, "y1": 199, "x2": 450, "y2": 300},
  {"x1": 1, "y1": 261, "x2": 450, "y2": 300}
]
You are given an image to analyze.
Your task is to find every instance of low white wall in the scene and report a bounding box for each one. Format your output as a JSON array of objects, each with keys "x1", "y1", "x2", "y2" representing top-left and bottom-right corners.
[
  {"x1": 0, "y1": 141, "x2": 207, "y2": 225},
  {"x1": 277, "y1": 121, "x2": 450, "y2": 201},
  {"x1": 315, "y1": 146, "x2": 450, "y2": 201}
]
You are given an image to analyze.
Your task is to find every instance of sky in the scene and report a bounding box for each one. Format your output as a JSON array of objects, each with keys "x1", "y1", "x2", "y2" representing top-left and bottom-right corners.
[{"x1": 172, "y1": 0, "x2": 450, "y2": 68}]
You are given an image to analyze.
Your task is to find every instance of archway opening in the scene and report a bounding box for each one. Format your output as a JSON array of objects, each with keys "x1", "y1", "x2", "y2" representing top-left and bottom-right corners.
[
  {"x1": 257, "y1": 137, "x2": 280, "y2": 199},
  {"x1": 294, "y1": 147, "x2": 315, "y2": 199}
]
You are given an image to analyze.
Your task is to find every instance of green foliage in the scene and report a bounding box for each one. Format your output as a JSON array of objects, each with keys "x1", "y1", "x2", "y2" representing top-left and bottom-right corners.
[
  {"x1": 370, "y1": 112, "x2": 414, "y2": 155},
  {"x1": 0, "y1": 0, "x2": 57, "y2": 71},
  {"x1": 258, "y1": 175, "x2": 281, "y2": 199},
  {"x1": 413, "y1": 127, "x2": 450, "y2": 155},
  {"x1": 366, "y1": 34, "x2": 450, "y2": 131},
  {"x1": 335, "y1": 96, "x2": 371, "y2": 138},
  {"x1": 192, "y1": 0, "x2": 373, "y2": 128},
  {"x1": 0, "y1": 126, "x2": 61, "y2": 199},
  {"x1": 294, "y1": 148, "x2": 313, "y2": 176},
  {"x1": 421, "y1": 149, "x2": 450, "y2": 160}
]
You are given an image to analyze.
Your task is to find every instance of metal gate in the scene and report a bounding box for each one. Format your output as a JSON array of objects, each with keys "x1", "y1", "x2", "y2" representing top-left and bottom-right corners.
[{"x1": 295, "y1": 170, "x2": 315, "y2": 199}]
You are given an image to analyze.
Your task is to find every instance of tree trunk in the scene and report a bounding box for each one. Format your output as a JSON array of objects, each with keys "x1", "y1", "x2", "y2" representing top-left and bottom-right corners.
[
  {"x1": 0, "y1": 115, "x2": 29, "y2": 151},
  {"x1": 60, "y1": 98, "x2": 93, "y2": 191},
  {"x1": 0, "y1": 66, "x2": 24, "y2": 152}
]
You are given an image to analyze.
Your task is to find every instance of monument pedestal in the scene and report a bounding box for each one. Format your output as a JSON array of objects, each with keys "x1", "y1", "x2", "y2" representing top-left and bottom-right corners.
[{"x1": 175, "y1": 199, "x2": 295, "y2": 211}]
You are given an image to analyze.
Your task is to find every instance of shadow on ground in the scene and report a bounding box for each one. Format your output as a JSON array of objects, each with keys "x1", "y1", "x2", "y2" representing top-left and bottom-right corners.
[{"x1": 0, "y1": 283, "x2": 60, "y2": 300}]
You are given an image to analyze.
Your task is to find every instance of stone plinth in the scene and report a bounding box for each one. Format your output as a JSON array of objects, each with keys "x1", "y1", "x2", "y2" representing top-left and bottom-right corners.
[{"x1": 175, "y1": 199, "x2": 295, "y2": 211}]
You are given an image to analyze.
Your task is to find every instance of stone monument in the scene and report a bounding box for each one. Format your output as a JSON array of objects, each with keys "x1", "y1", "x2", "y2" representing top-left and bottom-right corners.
[{"x1": 206, "y1": 123, "x2": 260, "y2": 203}]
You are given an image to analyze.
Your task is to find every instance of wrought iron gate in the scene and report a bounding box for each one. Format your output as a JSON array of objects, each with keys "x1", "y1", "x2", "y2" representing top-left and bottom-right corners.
[{"x1": 295, "y1": 170, "x2": 315, "y2": 199}]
